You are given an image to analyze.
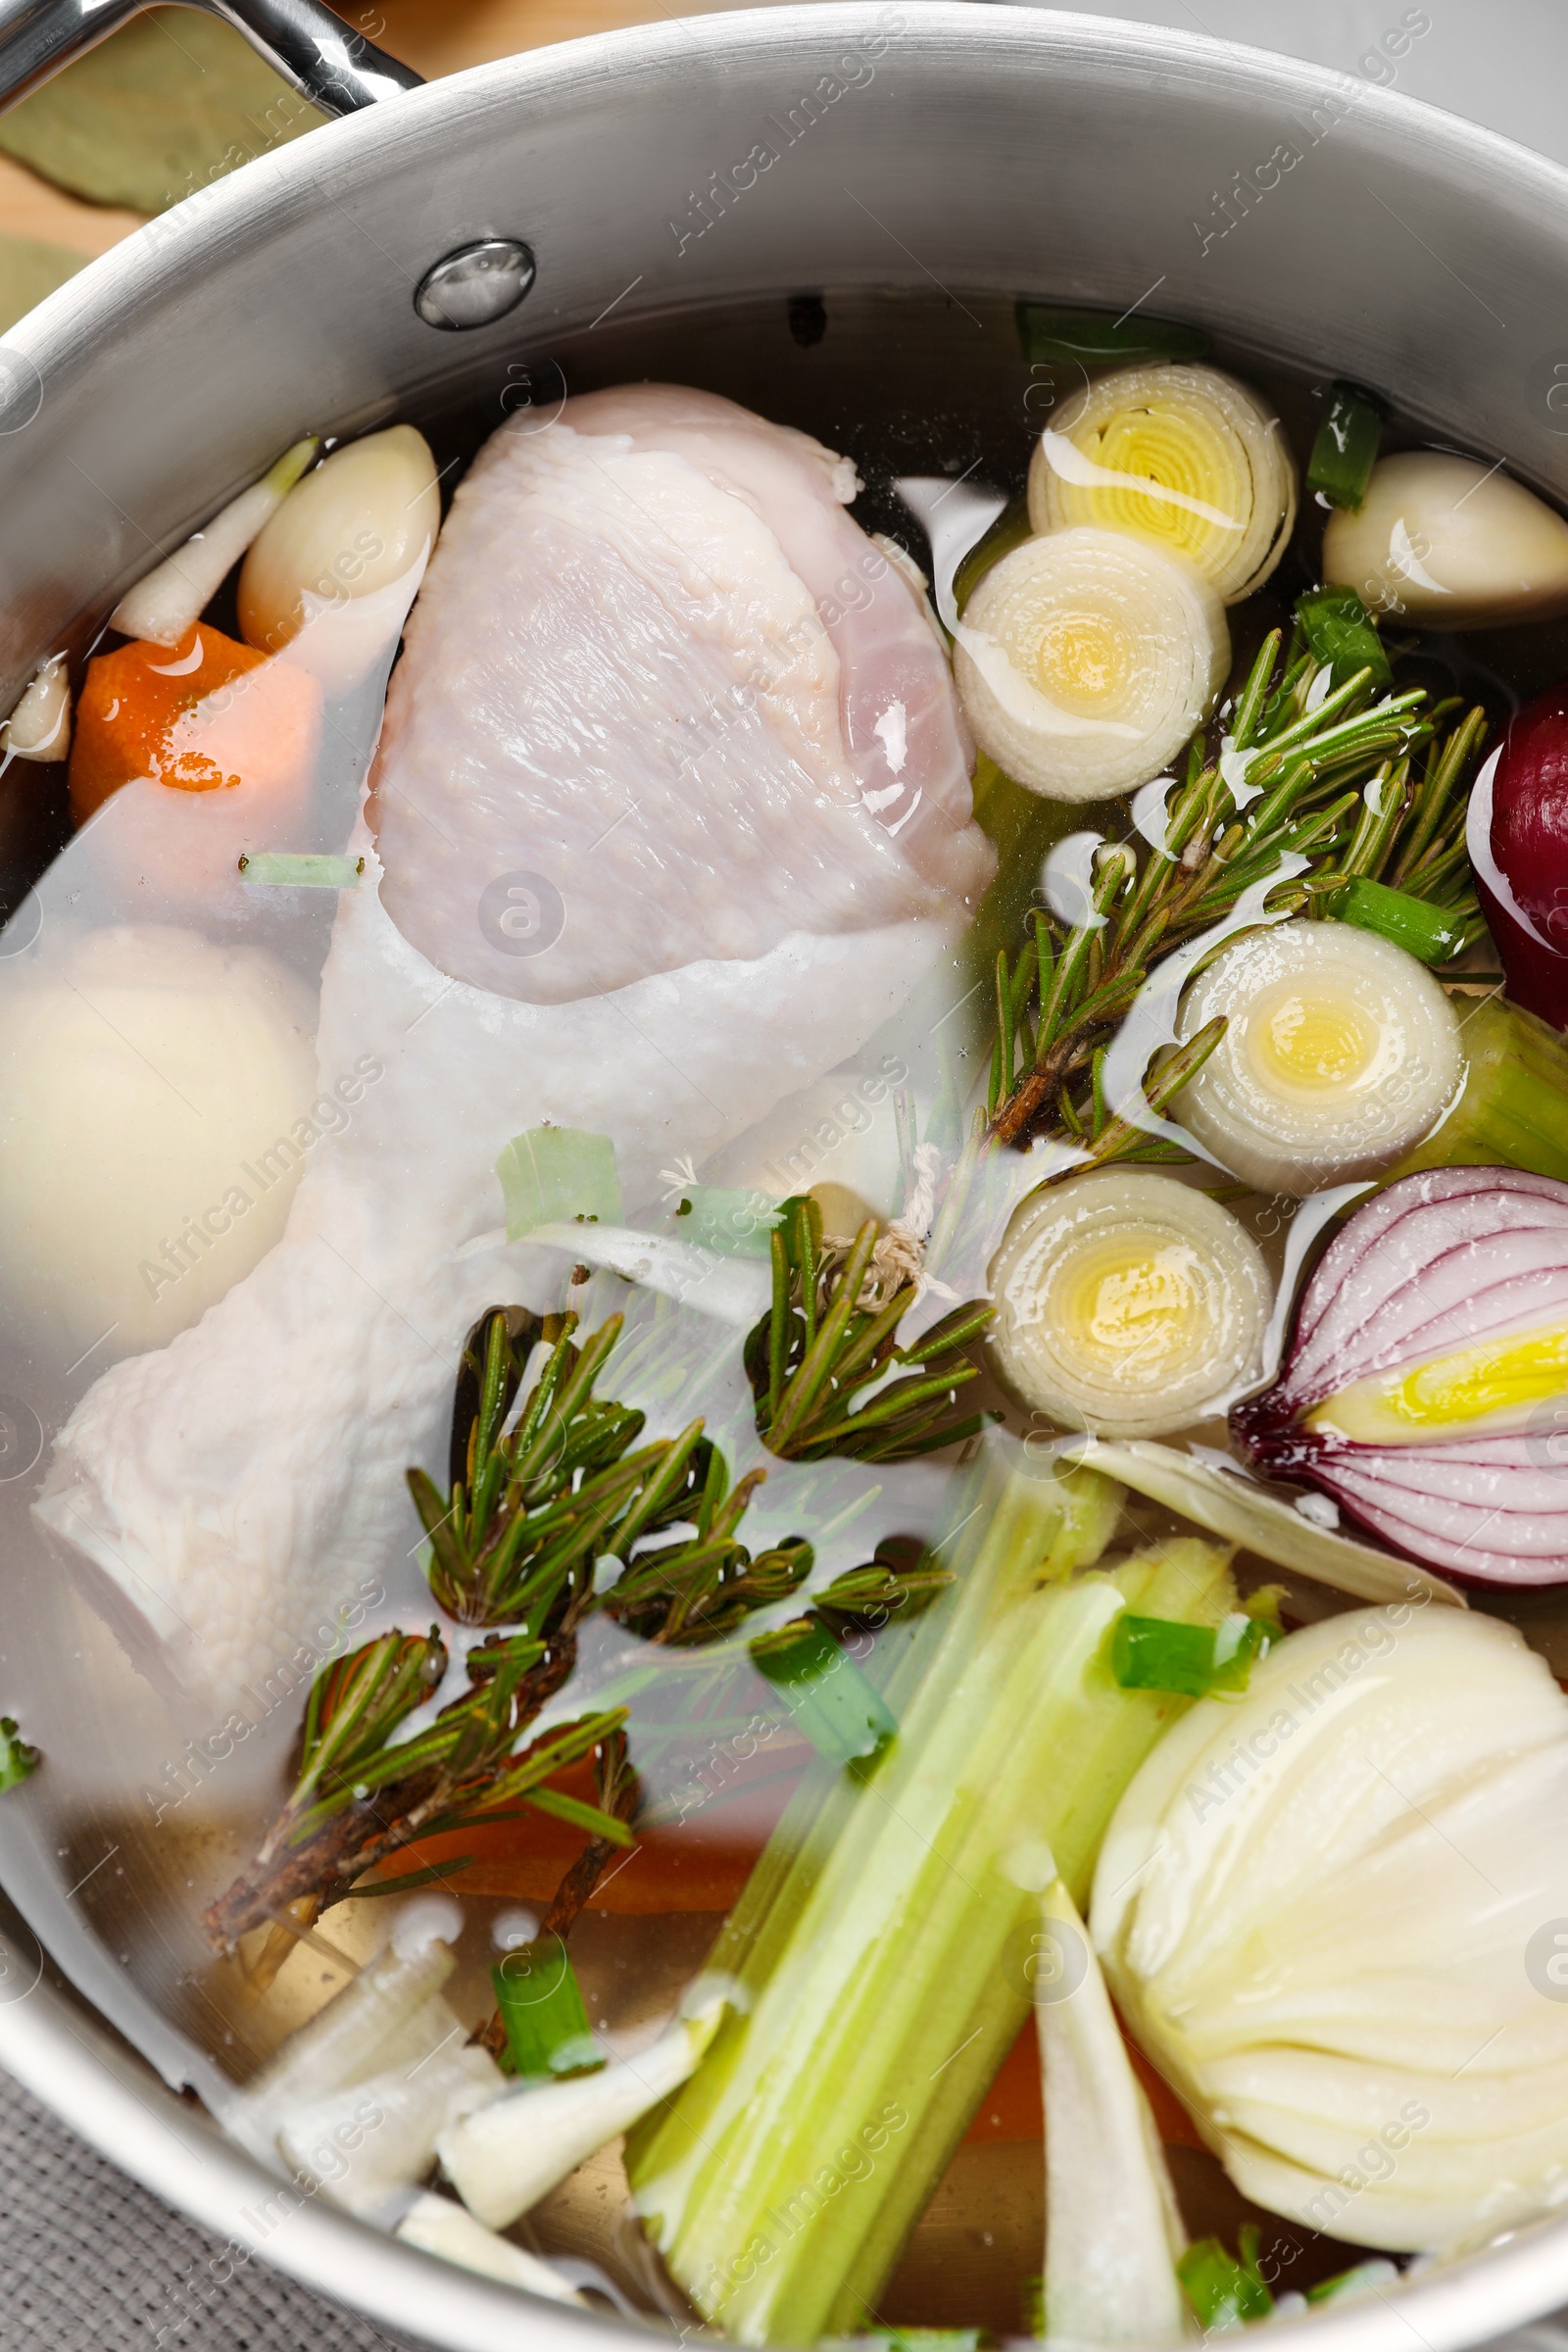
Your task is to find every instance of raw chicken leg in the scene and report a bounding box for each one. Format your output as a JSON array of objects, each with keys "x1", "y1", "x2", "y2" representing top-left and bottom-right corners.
[{"x1": 36, "y1": 389, "x2": 992, "y2": 1704}]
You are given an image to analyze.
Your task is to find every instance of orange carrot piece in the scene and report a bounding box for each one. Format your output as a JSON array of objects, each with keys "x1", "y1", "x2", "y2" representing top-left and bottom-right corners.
[{"x1": 69, "y1": 621, "x2": 320, "y2": 824}]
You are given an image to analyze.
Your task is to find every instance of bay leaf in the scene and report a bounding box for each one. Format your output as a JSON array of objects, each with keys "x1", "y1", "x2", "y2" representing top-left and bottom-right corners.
[
  {"x1": 0, "y1": 232, "x2": 83, "y2": 334},
  {"x1": 0, "y1": 10, "x2": 321, "y2": 217}
]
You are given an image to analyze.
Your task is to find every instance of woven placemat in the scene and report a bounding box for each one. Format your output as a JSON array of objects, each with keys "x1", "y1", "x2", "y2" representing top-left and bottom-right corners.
[{"x1": 0, "y1": 2064, "x2": 412, "y2": 2352}]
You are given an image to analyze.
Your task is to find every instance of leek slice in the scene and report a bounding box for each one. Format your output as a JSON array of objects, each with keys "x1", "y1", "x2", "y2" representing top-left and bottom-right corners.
[
  {"x1": 1171, "y1": 919, "x2": 1462, "y2": 1196},
  {"x1": 954, "y1": 524, "x2": 1228, "y2": 803},
  {"x1": 1069, "y1": 1436, "x2": 1464, "y2": 1610},
  {"x1": 1027, "y1": 363, "x2": 1297, "y2": 604},
  {"x1": 989, "y1": 1169, "x2": 1270, "y2": 1440}
]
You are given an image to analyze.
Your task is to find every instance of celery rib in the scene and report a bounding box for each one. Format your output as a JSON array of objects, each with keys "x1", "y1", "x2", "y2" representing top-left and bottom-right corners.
[{"x1": 626, "y1": 1449, "x2": 1234, "y2": 2344}]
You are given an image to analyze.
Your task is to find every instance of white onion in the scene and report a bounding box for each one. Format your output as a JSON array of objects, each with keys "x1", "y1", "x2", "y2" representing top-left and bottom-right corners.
[
  {"x1": 0, "y1": 924, "x2": 319, "y2": 1360},
  {"x1": 989, "y1": 1168, "x2": 1271, "y2": 1439},
  {"x1": 1027, "y1": 363, "x2": 1297, "y2": 605},
  {"x1": 1093, "y1": 1606, "x2": 1568, "y2": 2252},
  {"x1": 954, "y1": 526, "x2": 1228, "y2": 803},
  {"x1": 1172, "y1": 920, "x2": 1462, "y2": 1196},
  {"x1": 1234, "y1": 1166, "x2": 1568, "y2": 1584},
  {"x1": 237, "y1": 424, "x2": 440, "y2": 691},
  {"x1": 1323, "y1": 451, "x2": 1568, "y2": 631}
]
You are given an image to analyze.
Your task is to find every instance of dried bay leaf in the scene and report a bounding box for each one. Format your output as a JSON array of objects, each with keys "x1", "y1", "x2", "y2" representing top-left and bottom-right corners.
[
  {"x1": 0, "y1": 232, "x2": 83, "y2": 333},
  {"x1": 0, "y1": 10, "x2": 321, "y2": 217}
]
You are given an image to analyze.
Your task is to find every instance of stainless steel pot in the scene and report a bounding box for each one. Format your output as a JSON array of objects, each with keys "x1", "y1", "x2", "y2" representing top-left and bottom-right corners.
[{"x1": 0, "y1": 4, "x2": 1566, "y2": 2345}]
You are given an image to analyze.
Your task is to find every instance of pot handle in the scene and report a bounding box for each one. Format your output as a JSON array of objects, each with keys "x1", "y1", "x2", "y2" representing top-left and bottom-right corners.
[{"x1": 0, "y1": 0, "x2": 422, "y2": 120}]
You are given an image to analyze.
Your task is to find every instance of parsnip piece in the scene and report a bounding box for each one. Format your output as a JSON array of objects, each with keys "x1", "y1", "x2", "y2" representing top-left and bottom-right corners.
[
  {"x1": 111, "y1": 437, "x2": 318, "y2": 647},
  {"x1": 1324, "y1": 451, "x2": 1568, "y2": 630}
]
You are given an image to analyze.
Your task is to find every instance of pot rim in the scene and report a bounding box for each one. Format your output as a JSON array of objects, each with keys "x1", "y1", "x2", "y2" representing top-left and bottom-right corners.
[{"x1": 4, "y1": 9, "x2": 1568, "y2": 2349}]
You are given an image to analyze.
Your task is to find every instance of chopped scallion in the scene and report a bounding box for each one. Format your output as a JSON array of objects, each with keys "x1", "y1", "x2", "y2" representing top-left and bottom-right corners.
[
  {"x1": 1334, "y1": 875, "x2": 1464, "y2": 966},
  {"x1": 492, "y1": 1937, "x2": 606, "y2": 2082},
  {"x1": 237, "y1": 852, "x2": 365, "y2": 888},
  {"x1": 750, "y1": 1614, "x2": 897, "y2": 1775},
  {"x1": 1177, "y1": 2227, "x2": 1275, "y2": 2330},
  {"x1": 1016, "y1": 303, "x2": 1209, "y2": 369},
  {"x1": 1111, "y1": 1610, "x2": 1269, "y2": 1698},
  {"x1": 1307, "y1": 380, "x2": 1387, "y2": 512},
  {"x1": 1296, "y1": 585, "x2": 1393, "y2": 693},
  {"x1": 0, "y1": 1716, "x2": 37, "y2": 1791},
  {"x1": 497, "y1": 1125, "x2": 623, "y2": 1242}
]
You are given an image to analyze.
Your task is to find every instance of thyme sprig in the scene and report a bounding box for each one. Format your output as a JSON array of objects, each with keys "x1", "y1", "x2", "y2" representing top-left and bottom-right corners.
[{"x1": 745, "y1": 1196, "x2": 995, "y2": 1463}]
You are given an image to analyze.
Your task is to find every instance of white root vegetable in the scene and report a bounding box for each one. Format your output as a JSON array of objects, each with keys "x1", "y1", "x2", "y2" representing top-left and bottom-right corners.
[
  {"x1": 110, "y1": 436, "x2": 319, "y2": 647},
  {"x1": 1323, "y1": 451, "x2": 1568, "y2": 630},
  {"x1": 3, "y1": 654, "x2": 71, "y2": 760},
  {"x1": 0, "y1": 924, "x2": 319, "y2": 1364},
  {"x1": 220, "y1": 1939, "x2": 462, "y2": 2168},
  {"x1": 955, "y1": 525, "x2": 1228, "y2": 803},
  {"x1": 396, "y1": 2191, "x2": 588, "y2": 2303},
  {"x1": 1028, "y1": 363, "x2": 1297, "y2": 604},
  {"x1": 279, "y1": 2044, "x2": 505, "y2": 2219},
  {"x1": 238, "y1": 423, "x2": 441, "y2": 691},
  {"x1": 989, "y1": 1169, "x2": 1270, "y2": 1439},
  {"x1": 1093, "y1": 1607, "x2": 1568, "y2": 2252},
  {"x1": 1171, "y1": 920, "x2": 1462, "y2": 1196},
  {"x1": 1036, "y1": 1879, "x2": 1188, "y2": 2344},
  {"x1": 1068, "y1": 1437, "x2": 1464, "y2": 1611},
  {"x1": 438, "y1": 2000, "x2": 723, "y2": 2232}
]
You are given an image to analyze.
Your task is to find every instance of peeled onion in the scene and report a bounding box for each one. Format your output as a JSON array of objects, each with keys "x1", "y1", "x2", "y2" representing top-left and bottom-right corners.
[
  {"x1": 1323, "y1": 451, "x2": 1568, "y2": 630},
  {"x1": 1233, "y1": 1166, "x2": 1568, "y2": 1583},
  {"x1": 1171, "y1": 920, "x2": 1462, "y2": 1196},
  {"x1": 237, "y1": 424, "x2": 440, "y2": 692},
  {"x1": 1093, "y1": 1604, "x2": 1568, "y2": 2252},
  {"x1": 0, "y1": 924, "x2": 318, "y2": 1359},
  {"x1": 955, "y1": 525, "x2": 1228, "y2": 803},
  {"x1": 1027, "y1": 363, "x2": 1297, "y2": 604},
  {"x1": 989, "y1": 1168, "x2": 1271, "y2": 1439}
]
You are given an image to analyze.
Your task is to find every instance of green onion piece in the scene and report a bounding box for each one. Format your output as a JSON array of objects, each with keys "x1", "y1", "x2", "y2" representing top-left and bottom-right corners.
[
  {"x1": 1016, "y1": 302, "x2": 1209, "y2": 369},
  {"x1": 238, "y1": 852, "x2": 365, "y2": 889},
  {"x1": 1334, "y1": 876, "x2": 1464, "y2": 966},
  {"x1": 1178, "y1": 2228, "x2": 1275, "y2": 2329},
  {"x1": 749, "y1": 1615, "x2": 897, "y2": 1776},
  {"x1": 497, "y1": 1125, "x2": 622, "y2": 1242},
  {"x1": 1306, "y1": 2260, "x2": 1399, "y2": 2307},
  {"x1": 1395, "y1": 996, "x2": 1568, "y2": 1187},
  {"x1": 1295, "y1": 585, "x2": 1393, "y2": 693},
  {"x1": 491, "y1": 1938, "x2": 606, "y2": 2082},
  {"x1": 678, "y1": 1185, "x2": 783, "y2": 1259},
  {"x1": 1112, "y1": 1611, "x2": 1268, "y2": 1699},
  {"x1": 0, "y1": 1716, "x2": 37, "y2": 1791},
  {"x1": 1307, "y1": 380, "x2": 1387, "y2": 512}
]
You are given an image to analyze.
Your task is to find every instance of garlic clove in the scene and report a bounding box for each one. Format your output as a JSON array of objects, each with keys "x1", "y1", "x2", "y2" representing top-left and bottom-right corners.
[{"x1": 1323, "y1": 451, "x2": 1568, "y2": 630}]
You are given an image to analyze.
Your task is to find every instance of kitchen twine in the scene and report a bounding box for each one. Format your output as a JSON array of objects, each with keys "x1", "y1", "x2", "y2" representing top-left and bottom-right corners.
[{"x1": 0, "y1": 2064, "x2": 411, "y2": 2351}]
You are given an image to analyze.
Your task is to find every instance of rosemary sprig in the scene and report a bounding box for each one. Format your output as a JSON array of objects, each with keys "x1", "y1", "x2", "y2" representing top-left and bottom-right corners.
[
  {"x1": 987, "y1": 624, "x2": 1485, "y2": 1152},
  {"x1": 744, "y1": 1196, "x2": 995, "y2": 1463}
]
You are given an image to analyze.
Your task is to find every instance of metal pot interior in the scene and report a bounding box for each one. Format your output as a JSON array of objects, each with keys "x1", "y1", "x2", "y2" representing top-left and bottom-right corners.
[{"x1": 2, "y1": 9, "x2": 1568, "y2": 2348}]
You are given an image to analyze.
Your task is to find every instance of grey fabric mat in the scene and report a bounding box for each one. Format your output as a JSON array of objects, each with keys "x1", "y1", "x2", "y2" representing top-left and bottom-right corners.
[{"x1": 0, "y1": 2064, "x2": 408, "y2": 2352}]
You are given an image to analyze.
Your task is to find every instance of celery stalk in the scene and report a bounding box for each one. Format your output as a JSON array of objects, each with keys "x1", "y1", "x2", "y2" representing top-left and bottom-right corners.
[
  {"x1": 1394, "y1": 995, "x2": 1568, "y2": 1185},
  {"x1": 626, "y1": 1449, "x2": 1233, "y2": 2345}
]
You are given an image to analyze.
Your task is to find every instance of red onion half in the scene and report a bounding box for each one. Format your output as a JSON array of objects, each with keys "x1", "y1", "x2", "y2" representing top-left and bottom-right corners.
[
  {"x1": 1232, "y1": 1166, "x2": 1568, "y2": 1584},
  {"x1": 1468, "y1": 686, "x2": 1568, "y2": 1028}
]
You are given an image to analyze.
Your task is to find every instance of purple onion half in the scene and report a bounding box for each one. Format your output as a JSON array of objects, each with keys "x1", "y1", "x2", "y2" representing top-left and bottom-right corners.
[{"x1": 1231, "y1": 1166, "x2": 1568, "y2": 1585}]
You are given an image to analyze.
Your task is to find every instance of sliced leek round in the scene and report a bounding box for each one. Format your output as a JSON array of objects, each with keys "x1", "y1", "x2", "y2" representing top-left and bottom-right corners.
[
  {"x1": 989, "y1": 1168, "x2": 1270, "y2": 1438},
  {"x1": 1171, "y1": 919, "x2": 1462, "y2": 1197},
  {"x1": 1027, "y1": 363, "x2": 1297, "y2": 604},
  {"x1": 954, "y1": 525, "x2": 1228, "y2": 803}
]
